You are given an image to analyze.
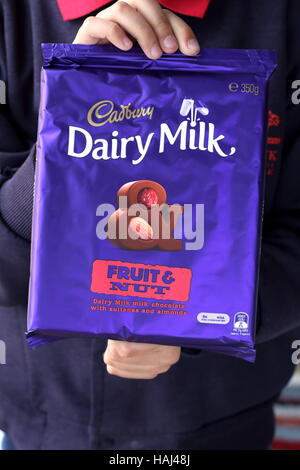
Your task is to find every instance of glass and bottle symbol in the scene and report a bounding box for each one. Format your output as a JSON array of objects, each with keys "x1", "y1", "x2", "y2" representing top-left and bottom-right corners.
[{"x1": 180, "y1": 98, "x2": 209, "y2": 126}]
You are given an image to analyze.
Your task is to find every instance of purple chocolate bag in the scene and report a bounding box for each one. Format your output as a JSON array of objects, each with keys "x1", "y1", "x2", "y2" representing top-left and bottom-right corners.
[{"x1": 27, "y1": 44, "x2": 276, "y2": 362}]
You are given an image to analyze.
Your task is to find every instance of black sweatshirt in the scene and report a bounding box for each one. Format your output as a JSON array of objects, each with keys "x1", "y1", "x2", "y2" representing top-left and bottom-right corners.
[{"x1": 0, "y1": 0, "x2": 299, "y2": 450}]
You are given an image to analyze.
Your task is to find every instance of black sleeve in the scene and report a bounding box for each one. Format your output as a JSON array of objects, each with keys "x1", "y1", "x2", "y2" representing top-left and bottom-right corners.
[
  {"x1": 0, "y1": 146, "x2": 35, "y2": 241},
  {"x1": 0, "y1": 4, "x2": 36, "y2": 242},
  {"x1": 256, "y1": 104, "x2": 300, "y2": 343},
  {"x1": 255, "y1": 0, "x2": 300, "y2": 344}
]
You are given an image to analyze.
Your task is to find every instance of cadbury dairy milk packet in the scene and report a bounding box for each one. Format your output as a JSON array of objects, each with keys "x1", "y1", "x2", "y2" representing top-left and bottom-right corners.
[{"x1": 26, "y1": 44, "x2": 276, "y2": 362}]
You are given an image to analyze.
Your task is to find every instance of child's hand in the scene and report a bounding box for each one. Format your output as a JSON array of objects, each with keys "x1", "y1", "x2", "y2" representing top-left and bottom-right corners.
[
  {"x1": 103, "y1": 340, "x2": 181, "y2": 379},
  {"x1": 73, "y1": 0, "x2": 200, "y2": 58}
]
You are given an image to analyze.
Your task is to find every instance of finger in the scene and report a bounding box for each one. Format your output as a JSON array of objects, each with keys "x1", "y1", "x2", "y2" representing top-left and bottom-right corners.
[
  {"x1": 163, "y1": 9, "x2": 200, "y2": 55},
  {"x1": 98, "y1": 1, "x2": 162, "y2": 59},
  {"x1": 103, "y1": 342, "x2": 180, "y2": 369},
  {"x1": 107, "y1": 339, "x2": 161, "y2": 356},
  {"x1": 103, "y1": 350, "x2": 167, "y2": 368},
  {"x1": 127, "y1": 0, "x2": 178, "y2": 53},
  {"x1": 106, "y1": 364, "x2": 158, "y2": 379},
  {"x1": 73, "y1": 16, "x2": 133, "y2": 49},
  {"x1": 105, "y1": 359, "x2": 170, "y2": 375},
  {"x1": 103, "y1": 341, "x2": 160, "y2": 363}
]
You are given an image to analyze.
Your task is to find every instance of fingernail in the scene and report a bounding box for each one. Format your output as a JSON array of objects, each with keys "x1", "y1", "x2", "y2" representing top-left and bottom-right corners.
[
  {"x1": 123, "y1": 37, "x2": 133, "y2": 49},
  {"x1": 163, "y1": 35, "x2": 177, "y2": 49},
  {"x1": 150, "y1": 43, "x2": 162, "y2": 59},
  {"x1": 187, "y1": 39, "x2": 200, "y2": 52}
]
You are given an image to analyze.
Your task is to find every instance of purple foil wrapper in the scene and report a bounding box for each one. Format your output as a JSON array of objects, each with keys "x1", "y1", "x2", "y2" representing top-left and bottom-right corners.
[{"x1": 26, "y1": 44, "x2": 277, "y2": 362}]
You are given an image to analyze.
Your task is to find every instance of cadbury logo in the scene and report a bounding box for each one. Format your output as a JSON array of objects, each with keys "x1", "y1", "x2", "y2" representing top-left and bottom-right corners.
[
  {"x1": 68, "y1": 98, "x2": 237, "y2": 164},
  {"x1": 87, "y1": 100, "x2": 154, "y2": 127}
]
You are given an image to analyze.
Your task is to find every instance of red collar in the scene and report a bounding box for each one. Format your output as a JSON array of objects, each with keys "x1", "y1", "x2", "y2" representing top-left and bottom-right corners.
[{"x1": 56, "y1": 0, "x2": 211, "y2": 21}]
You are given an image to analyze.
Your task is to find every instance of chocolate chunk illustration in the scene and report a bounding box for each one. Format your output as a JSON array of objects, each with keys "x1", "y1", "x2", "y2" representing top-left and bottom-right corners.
[{"x1": 107, "y1": 180, "x2": 183, "y2": 251}]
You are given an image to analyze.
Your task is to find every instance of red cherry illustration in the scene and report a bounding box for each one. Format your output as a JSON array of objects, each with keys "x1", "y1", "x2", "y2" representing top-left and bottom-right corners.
[{"x1": 137, "y1": 188, "x2": 158, "y2": 208}]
